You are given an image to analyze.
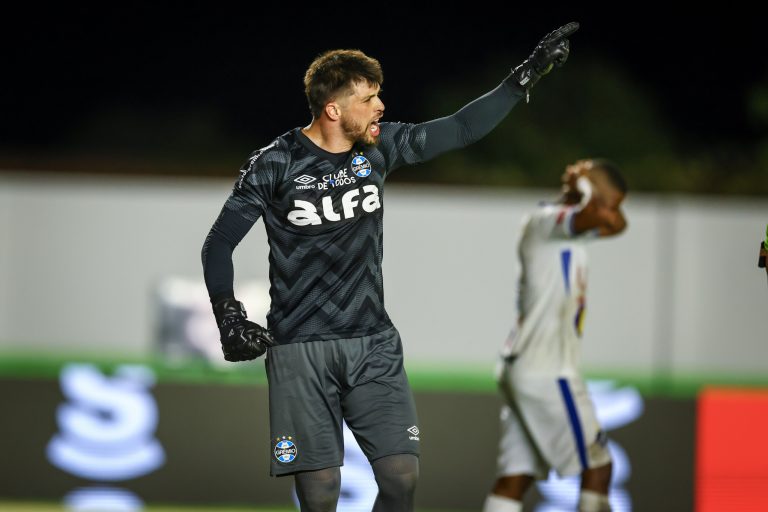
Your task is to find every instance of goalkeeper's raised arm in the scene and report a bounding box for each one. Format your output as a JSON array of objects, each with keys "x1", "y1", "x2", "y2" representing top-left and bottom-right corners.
[{"x1": 383, "y1": 21, "x2": 579, "y2": 171}]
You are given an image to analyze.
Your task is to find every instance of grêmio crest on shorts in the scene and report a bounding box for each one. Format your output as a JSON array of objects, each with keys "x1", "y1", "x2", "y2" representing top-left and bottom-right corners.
[{"x1": 274, "y1": 435, "x2": 298, "y2": 464}]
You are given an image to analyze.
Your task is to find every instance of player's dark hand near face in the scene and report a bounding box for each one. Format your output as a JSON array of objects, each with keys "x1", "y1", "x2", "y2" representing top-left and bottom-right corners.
[
  {"x1": 511, "y1": 21, "x2": 579, "y2": 101},
  {"x1": 596, "y1": 202, "x2": 627, "y2": 234},
  {"x1": 564, "y1": 162, "x2": 628, "y2": 237},
  {"x1": 212, "y1": 296, "x2": 276, "y2": 361},
  {"x1": 561, "y1": 159, "x2": 591, "y2": 200},
  {"x1": 573, "y1": 192, "x2": 627, "y2": 237}
]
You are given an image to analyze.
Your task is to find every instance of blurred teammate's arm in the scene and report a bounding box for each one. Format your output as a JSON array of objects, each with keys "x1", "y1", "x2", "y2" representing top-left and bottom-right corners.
[
  {"x1": 556, "y1": 161, "x2": 626, "y2": 237},
  {"x1": 572, "y1": 200, "x2": 627, "y2": 237},
  {"x1": 568, "y1": 174, "x2": 627, "y2": 237}
]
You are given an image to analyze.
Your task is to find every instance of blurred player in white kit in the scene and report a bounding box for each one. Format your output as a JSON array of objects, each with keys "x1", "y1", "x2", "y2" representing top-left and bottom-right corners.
[{"x1": 483, "y1": 158, "x2": 628, "y2": 512}]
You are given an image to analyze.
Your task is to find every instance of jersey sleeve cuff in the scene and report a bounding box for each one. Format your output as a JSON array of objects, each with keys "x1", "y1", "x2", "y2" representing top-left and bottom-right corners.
[{"x1": 502, "y1": 73, "x2": 526, "y2": 96}]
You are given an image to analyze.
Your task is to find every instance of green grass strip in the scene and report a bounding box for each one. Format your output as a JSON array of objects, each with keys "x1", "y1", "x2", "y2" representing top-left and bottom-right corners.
[
  {"x1": 2, "y1": 351, "x2": 768, "y2": 398},
  {"x1": 0, "y1": 503, "x2": 462, "y2": 512}
]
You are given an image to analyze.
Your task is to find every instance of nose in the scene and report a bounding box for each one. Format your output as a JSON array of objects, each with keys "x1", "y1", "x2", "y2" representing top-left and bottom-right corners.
[{"x1": 376, "y1": 96, "x2": 385, "y2": 112}]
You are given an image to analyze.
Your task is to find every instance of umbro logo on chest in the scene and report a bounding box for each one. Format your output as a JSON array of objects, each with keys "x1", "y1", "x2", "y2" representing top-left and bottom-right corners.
[{"x1": 294, "y1": 168, "x2": 357, "y2": 190}]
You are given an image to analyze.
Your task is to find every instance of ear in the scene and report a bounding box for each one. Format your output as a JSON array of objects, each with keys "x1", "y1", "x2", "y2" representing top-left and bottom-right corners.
[{"x1": 325, "y1": 101, "x2": 341, "y2": 121}]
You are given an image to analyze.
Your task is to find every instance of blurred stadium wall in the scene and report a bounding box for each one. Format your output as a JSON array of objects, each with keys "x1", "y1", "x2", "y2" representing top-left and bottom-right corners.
[{"x1": 0, "y1": 172, "x2": 766, "y2": 376}]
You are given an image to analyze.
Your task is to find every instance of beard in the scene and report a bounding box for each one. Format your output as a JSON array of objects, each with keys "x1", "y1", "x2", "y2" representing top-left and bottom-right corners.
[{"x1": 340, "y1": 114, "x2": 380, "y2": 147}]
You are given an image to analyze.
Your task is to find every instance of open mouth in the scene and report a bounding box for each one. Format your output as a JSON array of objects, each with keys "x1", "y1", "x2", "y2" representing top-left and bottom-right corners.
[{"x1": 369, "y1": 120, "x2": 380, "y2": 136}]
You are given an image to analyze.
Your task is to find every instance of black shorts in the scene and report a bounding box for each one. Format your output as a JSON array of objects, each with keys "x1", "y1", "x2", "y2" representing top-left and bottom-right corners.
[{"x1": 264, "y1": 325, "x2": 420, "y2": 476}]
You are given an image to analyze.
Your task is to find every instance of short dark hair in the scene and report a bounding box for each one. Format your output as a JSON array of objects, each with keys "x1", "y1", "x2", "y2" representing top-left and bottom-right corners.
[
  {"x1": 590, "y1": 157, "x2": 628, "y2": 194},
  {"x1": 304, "y1": 49, "x2": 383, "y2": 119}
]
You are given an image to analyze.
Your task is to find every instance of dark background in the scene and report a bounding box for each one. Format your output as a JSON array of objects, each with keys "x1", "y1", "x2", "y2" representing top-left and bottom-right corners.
[{"x1": 3, "y1": 3, "x2": 766, "y2": 192}]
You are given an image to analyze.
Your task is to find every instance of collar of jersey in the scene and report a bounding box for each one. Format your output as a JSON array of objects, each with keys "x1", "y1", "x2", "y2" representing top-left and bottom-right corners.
[{"x1": 295, "y1": 127, "x2": 350, "y2": 167}]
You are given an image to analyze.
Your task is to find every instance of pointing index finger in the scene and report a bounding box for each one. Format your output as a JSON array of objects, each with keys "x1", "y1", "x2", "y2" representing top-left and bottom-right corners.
[{"x1": 548, "y1": 21, "x2": 580, "y2": 41}]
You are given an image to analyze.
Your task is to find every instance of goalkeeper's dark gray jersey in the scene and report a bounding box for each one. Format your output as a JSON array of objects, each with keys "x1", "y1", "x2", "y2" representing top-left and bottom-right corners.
[{"x1": 202, "y1": 77, "x2": 524, "y2": 345}]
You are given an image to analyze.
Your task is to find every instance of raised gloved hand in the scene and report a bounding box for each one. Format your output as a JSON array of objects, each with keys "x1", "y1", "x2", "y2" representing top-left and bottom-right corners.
[
  {"x1": 212, "y1": 295, "x2": 275, "y2": 361},
  {"x1": 509, "y1": 21, "x2": 580, "y2": 103}
]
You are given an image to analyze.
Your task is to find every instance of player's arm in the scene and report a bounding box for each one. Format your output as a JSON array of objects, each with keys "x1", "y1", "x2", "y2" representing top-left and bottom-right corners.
[
  {"x1": 410, "y1": 76, "x2": 525, "y2": 163},
  {"x1": 201, "y1": 207, "x2": 254, "y2": 305},
  {"x1": 382, "y1": 23, "x2": 578, "y2": 171},
  {"x1": 382, "y1": 22, "x2": 578, "y2": 172},
  {"x1": 201, "y1": 152, "x2": 278, "y2": 361},
  {"x1": 202, "y1": 207, "x2": 276, "y2": 361},
  {"x1": 570, "y1": 176, "x2": 627, "y2": 238},
  {"x1": 572, "y1": 199, "x2": 627, "y2": 237}
]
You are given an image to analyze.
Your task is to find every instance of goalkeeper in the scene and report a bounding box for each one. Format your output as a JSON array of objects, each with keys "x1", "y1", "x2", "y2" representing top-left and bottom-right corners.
[{"x1": 201, "y1": 22, "x2": 579, "y2": 512}]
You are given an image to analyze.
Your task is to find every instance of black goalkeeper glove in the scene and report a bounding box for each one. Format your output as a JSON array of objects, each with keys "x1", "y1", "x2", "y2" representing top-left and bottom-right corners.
[
  {"x1": 212, "y1": 295, "x2": 276, "y2": 362},
  {"x1": 509, "y1": 21, "x2": 580, "y2": 103}
]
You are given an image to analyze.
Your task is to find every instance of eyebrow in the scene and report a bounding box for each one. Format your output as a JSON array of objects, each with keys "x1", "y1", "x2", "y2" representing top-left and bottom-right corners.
[{"x1": 363, "y1": 88, "x2": 382, "y2": 101}]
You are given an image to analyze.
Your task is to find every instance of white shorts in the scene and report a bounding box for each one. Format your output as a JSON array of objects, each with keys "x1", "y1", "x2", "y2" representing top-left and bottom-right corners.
[{"x1": 494, "y1": 358, "x2": 611, "y2": 479}]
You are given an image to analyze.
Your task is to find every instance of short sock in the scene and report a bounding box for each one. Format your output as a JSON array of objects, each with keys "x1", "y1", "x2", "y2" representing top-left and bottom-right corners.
[
  {"x1": 482, "y1": 493, "x2": 522, "y2": 512},
  {"x1": 578, "y1": 489, "x2": 611, "y2": 512}
]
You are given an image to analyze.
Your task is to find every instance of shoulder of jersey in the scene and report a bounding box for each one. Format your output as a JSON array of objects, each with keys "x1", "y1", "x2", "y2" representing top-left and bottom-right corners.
[
  {"x1": 525, "y1": 202, "x2": 555, "y2": 221},
  {"x1": 378, "y1": 120, "x2": 409, "y2": 133},
  {"x1": 375, "y1": 120, "x2": 416, "y2": 149},
  {"x1": 235, "y1": 134, "x2": 295, "y2": 190},
  {"x1": 378, "y1": 120, "x2": 414, "y2": 135},
  {"x1": 536, "y1": 202, "x2": 572, "y2": 219},
  {"x1": 242, "y1": 134, "x2": 294, "y2": 174},
  {"x1": 522, "y1": 202, "x2": 565, "y2": 234}
]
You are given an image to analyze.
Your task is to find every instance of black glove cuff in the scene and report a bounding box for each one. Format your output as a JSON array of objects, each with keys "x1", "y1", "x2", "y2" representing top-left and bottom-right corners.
[
  {"x1": 210, "y1": 290, "x2": 235, "y2": 305},
  {"x1": 212, "y1": 296, "x2": 247, "y2": 328}
]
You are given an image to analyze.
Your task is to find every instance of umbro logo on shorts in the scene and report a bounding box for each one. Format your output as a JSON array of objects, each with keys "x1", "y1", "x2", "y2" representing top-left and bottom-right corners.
[{"x1": 407, "y1": 425, "x2": 420, "y2": 441}]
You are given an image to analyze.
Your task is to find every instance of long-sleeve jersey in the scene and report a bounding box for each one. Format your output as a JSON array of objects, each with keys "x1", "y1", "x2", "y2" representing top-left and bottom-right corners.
[{"x1": 202, "y1": 76, "x2": 525, "y2": 344}]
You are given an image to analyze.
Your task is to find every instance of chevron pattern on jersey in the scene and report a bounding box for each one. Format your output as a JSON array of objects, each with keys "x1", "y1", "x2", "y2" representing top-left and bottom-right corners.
[
  {"x1": 222, "y1": 126, "x2": 421, "y2": 344},
  {"x1": 265, "y1": 214, "x2": 388, "y2": 343}
]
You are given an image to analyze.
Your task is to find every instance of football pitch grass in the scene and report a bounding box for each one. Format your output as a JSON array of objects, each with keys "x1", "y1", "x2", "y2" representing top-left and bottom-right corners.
[
  {"x1": 0, "y1": 504, "x2": 462, "y2": 512},
  {"x1": 0, "y1": 505, "x2": 293, "y2": 512}
]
